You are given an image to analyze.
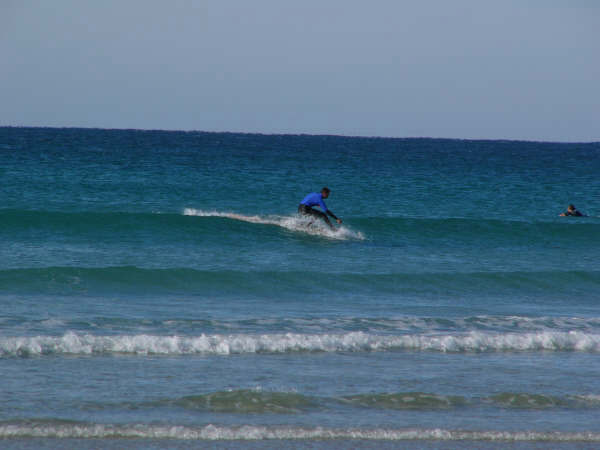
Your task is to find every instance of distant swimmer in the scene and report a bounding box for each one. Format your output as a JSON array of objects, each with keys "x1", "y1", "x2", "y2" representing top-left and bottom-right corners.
[
  {"x1": 559, "y1": 204, "x2": 586, "y2": 217},
  {"x1": 298, "y1": 187, "x2": 342, "y2": 229}
]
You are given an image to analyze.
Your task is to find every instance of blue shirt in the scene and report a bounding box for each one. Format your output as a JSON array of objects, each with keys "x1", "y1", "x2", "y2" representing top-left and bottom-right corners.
[{"x1": 300, "y1": 192, "x2": 328, "y2": 212}]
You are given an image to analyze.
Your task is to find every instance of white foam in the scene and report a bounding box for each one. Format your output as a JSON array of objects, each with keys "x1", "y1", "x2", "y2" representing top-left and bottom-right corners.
[
  {"x1": 1, "y1": 423, "x2": 600, "y2": 441},
  {"x1": 183, "y1": 208, "x2": 365, "y2": 240},
  {"x1": 572, "y1": 394, "x2": 600, "y2": 404},
  {"x1": 3, "y1": 330, "x2": 600, "y2": 357}
]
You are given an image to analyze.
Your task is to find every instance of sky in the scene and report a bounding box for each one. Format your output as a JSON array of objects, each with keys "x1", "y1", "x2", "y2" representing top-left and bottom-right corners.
[{"x1": 1, "y1": 0, "x2": 599, "y2": 141}]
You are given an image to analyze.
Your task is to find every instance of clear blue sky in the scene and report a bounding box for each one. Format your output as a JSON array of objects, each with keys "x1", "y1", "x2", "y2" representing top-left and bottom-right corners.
[{"x1": 2, "y1": 0, "x2": 599, "y2": 141}]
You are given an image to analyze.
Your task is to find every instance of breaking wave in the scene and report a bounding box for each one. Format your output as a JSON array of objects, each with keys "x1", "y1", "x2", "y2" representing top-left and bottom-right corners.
[
  {"x1": 183, "y1": 208, "x2": 365, "y2": 240},
  {"x1": 3, "y1": 330, "x2": 600, "y2": 357},
  {"x1": 2, "y1": 422, "x2": 600, "y2": 441}
]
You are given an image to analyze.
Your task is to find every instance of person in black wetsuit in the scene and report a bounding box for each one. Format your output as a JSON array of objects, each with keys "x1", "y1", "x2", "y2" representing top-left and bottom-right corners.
[
  {"x1": 298, "y1": 187, "x2": 342, "y2": 229},
  {"x1": 560, "y1": 204, "x2": 586, "y2": 217}
]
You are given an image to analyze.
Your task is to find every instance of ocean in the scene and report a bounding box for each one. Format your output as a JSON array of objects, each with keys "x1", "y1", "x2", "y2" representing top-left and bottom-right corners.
[{"x1": 1, "y1": 126, "x2": 599, "y2": 449}]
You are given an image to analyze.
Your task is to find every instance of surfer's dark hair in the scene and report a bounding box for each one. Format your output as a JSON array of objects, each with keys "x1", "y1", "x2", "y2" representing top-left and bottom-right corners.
[{"x1": 321, "y1": 187, "x2": 330, "y2": 194}]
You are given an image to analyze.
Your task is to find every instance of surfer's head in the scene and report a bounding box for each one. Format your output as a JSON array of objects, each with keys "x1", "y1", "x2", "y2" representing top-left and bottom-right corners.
[
  {"x1": 321, "y1": 187, "x2": 330, "y2": 198},
  {"x1": 568, "y1": 204, "x2": 576, "y2": 212}
]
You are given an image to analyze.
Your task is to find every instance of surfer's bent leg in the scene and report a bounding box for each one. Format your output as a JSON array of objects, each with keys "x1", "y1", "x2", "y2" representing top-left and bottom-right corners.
[{"x1": 298, "y1": 204, "x2": 333, "y2": 228}]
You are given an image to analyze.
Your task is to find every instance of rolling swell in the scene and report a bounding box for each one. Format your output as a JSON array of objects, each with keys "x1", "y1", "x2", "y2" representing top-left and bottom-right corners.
[
  {"x1": 1, "y1": 266, "x2": 598, "y2": 296},
  {"x1": 57, "y1": 391, "x2": 600, "y2": 414},
  {"x1": 3, "y1": 208, "x2": 599, "y2": 243},
  {"x1": 0, "y1": 209, "x2": 202, "y2": 235},
  {"x1": 167, "y1": 390, "x2": 316, "y2": 413},
  {"x1": 352, "y1": 216, "x2": 600, "y2": 245}
]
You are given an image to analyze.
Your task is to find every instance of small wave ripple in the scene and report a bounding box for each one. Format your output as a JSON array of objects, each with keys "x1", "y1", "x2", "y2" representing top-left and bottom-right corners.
[
  {"x1": 166, "y1": 389, "x2": 315, "y2": 413},
  {"x1": 10, "y1": 315, "x2": 600, "y2": 335}
]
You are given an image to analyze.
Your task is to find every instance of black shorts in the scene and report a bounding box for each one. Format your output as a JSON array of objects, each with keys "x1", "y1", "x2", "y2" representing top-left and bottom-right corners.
[{"x1": 298, "y1": 204, "x2": 331, "y2": 225}]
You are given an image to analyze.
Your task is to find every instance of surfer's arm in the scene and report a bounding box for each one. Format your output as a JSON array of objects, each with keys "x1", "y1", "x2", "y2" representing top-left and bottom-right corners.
[
  {"x1": 319, "y1": 196, "x2": 342, "y2": 224},
  {"x1": 326, "y1": 210, "x2": 342, "y2": 224}
]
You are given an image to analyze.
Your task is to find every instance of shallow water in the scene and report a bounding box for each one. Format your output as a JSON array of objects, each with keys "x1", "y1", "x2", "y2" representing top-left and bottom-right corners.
[{"x1": 1, "y1": 127, "x2": 599, "y2": 447}]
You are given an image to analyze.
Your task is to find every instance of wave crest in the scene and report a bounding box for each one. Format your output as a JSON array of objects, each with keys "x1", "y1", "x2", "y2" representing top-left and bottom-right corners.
[
  {"x1": 3, "y1": 330, "x2": 600, "y2": 357},
  {"x1": 170, "y1": 389, "x2": 315, "y2": 413},
  {"x1": 183, "y1": 208, "x2": 365, "y2": 240},
  {"x1": 341, "y1": 392, "x2": 466, "y2": 410}
]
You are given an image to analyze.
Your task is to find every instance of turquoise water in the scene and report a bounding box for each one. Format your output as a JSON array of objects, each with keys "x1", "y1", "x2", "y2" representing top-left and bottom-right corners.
[{"x1": 1, "y1": 127, "x2": 600, "y2": 448}]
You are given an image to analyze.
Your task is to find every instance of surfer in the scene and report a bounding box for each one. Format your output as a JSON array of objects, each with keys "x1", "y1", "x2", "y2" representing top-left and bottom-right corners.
[
  {"x1": 298, "y1": 187, "x2": 342, "y2": 229},
  {"x1": 559, "y1": 204, "x2": 586, "y2": 217}
]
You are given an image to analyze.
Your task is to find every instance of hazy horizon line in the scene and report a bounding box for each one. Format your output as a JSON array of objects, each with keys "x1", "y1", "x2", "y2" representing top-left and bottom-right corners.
[{"x1": 2, "y1": 124, "x2": 599, "y2": 145}]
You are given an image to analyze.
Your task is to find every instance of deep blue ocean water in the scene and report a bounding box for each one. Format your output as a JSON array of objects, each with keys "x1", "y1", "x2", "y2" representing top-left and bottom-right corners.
[{"x1": 1, "y1": 127, "x2": 600, "y2": 448}]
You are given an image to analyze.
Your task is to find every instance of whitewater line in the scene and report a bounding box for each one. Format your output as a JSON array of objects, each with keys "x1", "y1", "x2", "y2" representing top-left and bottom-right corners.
[
  {"x1": 183, "y1": 208, "x2": 365, "y2": 240},
  {"x1": 2, "y1": 423, "x2": 600, "y2": 441},
  {"x1": 3, "y1": 330, "x2": 600, "y2": 357}
]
